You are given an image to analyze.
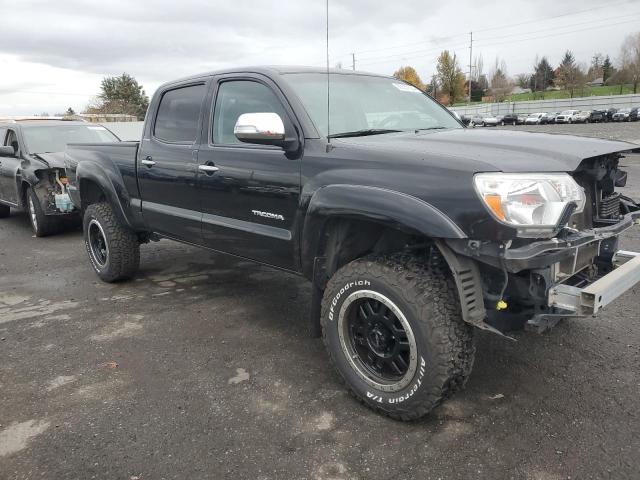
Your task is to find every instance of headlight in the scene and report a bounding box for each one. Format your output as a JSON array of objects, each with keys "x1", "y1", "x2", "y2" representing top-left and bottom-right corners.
[{"x1": 474, "y1": 173, "x2": 586, "y2": 238}]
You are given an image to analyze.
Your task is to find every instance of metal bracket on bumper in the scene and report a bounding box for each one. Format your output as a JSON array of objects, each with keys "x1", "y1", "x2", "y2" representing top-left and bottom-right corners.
[{"x1": 548, "y1": 251, "x2": 640, "y2": 315}]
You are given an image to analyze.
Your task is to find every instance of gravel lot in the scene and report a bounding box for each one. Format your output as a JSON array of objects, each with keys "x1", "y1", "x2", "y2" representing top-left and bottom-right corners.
[{"x1": 1, "y1": 123, "x2": 640, "y2": 479}]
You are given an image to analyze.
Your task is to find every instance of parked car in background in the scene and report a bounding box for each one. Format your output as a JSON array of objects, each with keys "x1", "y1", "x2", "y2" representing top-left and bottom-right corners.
[
  {"x1": 612, "y1": 107, "x2": 639, "y2": 122},
  {"x1": 516, "y1": 113, "x2": 528, "y2": 125},
  {"x1": 605, "y1": 108, "x2": 618, "y2": 122},
  {"x1": 555, "y1": 110, "x2": 580, "y2": 124},
  {"x1": 524, "y1": 113, "x2": 545, "y2": 125},
  {"x1": 459, "y1": 114, "x2": 472, "y2": 126},
  {"x1": 571, "y1": 111, "x2": 593, "y2": 124},
  {"x1": 540, "y1": 112, "x2": 559, "y2": 124},
  {"x1": 0, "y1": 119, "x2": 119, "y2": 236},
  {"x1": 500, "y1": 113, "x2": 518, "y2": 125},
  {"x1": 590, "y1": 110, "x2": 606, "y2": 123},
  {"x1": 469, "y1": 115, "x2": 498, "y2": 127}
]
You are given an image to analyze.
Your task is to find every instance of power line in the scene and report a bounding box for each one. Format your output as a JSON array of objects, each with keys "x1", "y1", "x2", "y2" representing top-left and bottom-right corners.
[
  {"x1": 334, "y1": 0, "x2": 633, "y2": 60},
  {"x1": 353, "y1": 14, "x2": 639, "y2": 69},
  {"x1": 477, "y1": 12, "x2": 640, "y2": 43},
  {"x1": 475, "y1": 17, "x2": 640, "y2": 50}
]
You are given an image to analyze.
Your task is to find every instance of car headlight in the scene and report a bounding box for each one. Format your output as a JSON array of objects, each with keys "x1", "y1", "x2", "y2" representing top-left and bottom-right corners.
[{"x1": 474, "y1": 173, "x2": 586, "y2": 238}]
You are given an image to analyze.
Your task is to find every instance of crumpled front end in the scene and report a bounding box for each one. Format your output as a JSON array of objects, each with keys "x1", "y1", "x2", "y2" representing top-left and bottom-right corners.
[
  {"x1": 446, "y1": 152, "x2": 640, "y2": 334},
  {"x1": 31, "y1": 167, "x2": 77, "y2": 216}
]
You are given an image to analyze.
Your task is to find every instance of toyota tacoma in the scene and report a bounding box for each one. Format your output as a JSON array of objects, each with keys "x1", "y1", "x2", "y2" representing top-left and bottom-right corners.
[{"x1": 64, "y1": 67, "x2": 640, "y2": 420}]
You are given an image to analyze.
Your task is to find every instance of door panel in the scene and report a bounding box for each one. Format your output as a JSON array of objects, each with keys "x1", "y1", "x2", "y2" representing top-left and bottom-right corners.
[
  {"x1": 0, "y1": 130, "x2": 21, "y2": 205},
  {"x1": 137, "y1": 82, "x2": 208, "y2": 242},
  {"x1": 197, "y1": 77, "x2": 301, "y2": 269}
]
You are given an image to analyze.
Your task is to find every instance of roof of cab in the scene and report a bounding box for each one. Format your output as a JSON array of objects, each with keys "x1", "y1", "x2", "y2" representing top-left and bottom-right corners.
[{"x1": 158, "y1": 65, "x2": 392, "y2": 89}]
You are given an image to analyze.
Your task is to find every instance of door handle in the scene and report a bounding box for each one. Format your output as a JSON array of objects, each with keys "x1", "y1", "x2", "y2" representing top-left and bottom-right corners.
[
  {"x1": 141, "y1": 156, "x2": 156, "y2": 167},
  {"x1": 198, "y1": 164, "x2": 219, "y2": 174}
]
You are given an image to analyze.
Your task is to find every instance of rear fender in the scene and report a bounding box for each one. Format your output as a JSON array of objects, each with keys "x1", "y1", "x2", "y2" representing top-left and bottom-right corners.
[{"x1": 74, "y1": 159, "x2": 137, "y2": 229}]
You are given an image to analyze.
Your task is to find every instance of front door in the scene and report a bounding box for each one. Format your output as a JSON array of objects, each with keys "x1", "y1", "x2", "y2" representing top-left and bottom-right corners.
[
  {"x1": 196, "y1": 76, "x2": 302, "y2": 270},
  {"x1": 137, "y1": 81, "x2": 208, "y2": 242},
  {"x1": 0, "y1": 129, "x2": 22, "y2": 205}
]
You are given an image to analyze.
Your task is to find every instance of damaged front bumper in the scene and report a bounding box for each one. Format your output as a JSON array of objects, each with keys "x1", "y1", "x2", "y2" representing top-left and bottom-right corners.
[
  {"x1": 444, "y1": 210, "x2": 640, "y2": 334},
  {"x1": 548, "y1": 250, "x2": 640, "y2": 315}
]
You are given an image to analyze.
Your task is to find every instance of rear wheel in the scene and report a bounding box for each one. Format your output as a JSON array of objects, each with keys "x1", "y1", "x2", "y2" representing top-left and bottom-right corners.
[
  {"x1": 26, "y1": 186, "x2": 58, "y2": 237},
  {"x1": 320, "y1": 253, "x2": 475, "y2": 421},
  {"x1": 0, "y1": 203, "x2": 9, "y2": 218},
  {"x1": 83, "y1": 202, "x2": 140, "y2": 282}
]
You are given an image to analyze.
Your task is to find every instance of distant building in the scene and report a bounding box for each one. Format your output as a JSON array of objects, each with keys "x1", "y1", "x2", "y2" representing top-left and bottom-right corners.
[
  {"x1": 74, "y1": 113, "x2": 138, "y2": 122},
  {"x1": 588, "y1": 77, "x2": 604, "y2": 87},
  {"x1": 510, "y1": 86, "x2": 531, "y2": 95}
]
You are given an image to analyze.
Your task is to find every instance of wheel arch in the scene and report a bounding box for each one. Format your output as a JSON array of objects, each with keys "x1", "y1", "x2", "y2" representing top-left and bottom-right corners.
[
  {"x1": 75, "y1": 162, "x2": 136, "y2": 229},
  {"x1": 301, "y1": 184, "x2": 466, "y2": 281}
]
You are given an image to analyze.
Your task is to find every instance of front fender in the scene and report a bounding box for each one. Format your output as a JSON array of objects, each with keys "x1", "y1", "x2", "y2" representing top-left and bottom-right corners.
[{"x1": 301, "y1": 184, "x2": 466, "y2": 277}]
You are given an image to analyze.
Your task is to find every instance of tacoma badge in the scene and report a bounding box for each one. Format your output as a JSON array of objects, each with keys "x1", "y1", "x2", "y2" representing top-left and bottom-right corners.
[{"x1": 252, "y1": 210, "x2": 284, "y2": 221}]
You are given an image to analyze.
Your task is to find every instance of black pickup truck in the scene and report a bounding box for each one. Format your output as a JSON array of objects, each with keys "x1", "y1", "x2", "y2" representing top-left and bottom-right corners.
[
  {"x1": 65, "y1": 67, "x2": 640, "y2": 420},
  {"x1": 0, "y1": 119, "x2": 119, "y2": 236}
]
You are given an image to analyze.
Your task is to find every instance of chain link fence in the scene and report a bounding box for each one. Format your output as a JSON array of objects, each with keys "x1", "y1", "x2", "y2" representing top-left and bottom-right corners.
[{"x1": 450, "y1": 93, "x2": 640, "y2": 116}]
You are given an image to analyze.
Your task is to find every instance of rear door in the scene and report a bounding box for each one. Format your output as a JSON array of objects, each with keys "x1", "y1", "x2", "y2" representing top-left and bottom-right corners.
[
  {"x1": 0, "y1": 129, "x2": 21, "y2": 205},
  {"x1": 137, "y1": 81, "x2": 209, "y2": 242},
  {"x1": 195, "y1": 74, "x2": 302, "y2": 270}
]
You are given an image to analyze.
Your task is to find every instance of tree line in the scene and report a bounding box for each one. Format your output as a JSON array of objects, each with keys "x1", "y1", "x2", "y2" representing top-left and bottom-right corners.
[{"x1": 394, "y1": 31, "x2": 640, "y2": 105}]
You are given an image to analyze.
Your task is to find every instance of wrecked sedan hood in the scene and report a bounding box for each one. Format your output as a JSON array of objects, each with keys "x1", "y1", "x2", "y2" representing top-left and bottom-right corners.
[
  {"x1": 336, "y1": 128, "x2": 636, "y2": 173},
  {"x1": 33, "y1": 152, "x2": 66, "y2": 168}
]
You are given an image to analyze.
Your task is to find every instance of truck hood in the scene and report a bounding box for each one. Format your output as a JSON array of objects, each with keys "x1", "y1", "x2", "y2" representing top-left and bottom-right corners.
[
  {"x1": 33, "y1": 152, "x2": 66, "y2": 169},
  {"x1": 337, "y1": 128, "x2": 636, "y2": 173}
]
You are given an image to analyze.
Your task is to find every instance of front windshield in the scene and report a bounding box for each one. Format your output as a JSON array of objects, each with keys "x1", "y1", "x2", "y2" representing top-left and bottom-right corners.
[
  {"x1": 21, "y1": 124, "x2": 119, "y2": 154},
  {"x1": 283, "y1": 73, "x2": 461, "y2": 137}
]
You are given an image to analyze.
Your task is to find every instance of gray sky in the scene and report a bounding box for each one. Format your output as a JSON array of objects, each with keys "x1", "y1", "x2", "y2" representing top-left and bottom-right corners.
[{"x1": 1, "y1": 0, "x2": 639, "y2": 115}]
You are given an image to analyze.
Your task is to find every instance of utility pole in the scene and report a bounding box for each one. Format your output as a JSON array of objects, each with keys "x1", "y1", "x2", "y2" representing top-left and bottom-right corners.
[
  {"x1": 351, "y1": 53, "x2": 356, "y2": 71},
  {"x1": 468, "y1": 32, "x2": 473, "y2": 104}
]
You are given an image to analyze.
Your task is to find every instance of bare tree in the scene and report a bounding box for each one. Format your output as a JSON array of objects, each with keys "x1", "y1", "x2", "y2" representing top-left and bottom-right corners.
[
  {"x1": 515, "y1": 73, "x2": 531, "y2": 89},
  {"x1": 620, "y1": 32, "x2": 640, "y2": 93},
  {"x1": 489, "y1": 58, "x2": 513, "y2": 102}
]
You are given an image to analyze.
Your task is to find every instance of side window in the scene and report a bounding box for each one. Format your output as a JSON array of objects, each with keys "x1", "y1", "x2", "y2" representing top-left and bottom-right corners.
[
  {"x1": 154, "y1": 84, "x2": 206, "y2": 143},
  {"x1": 0, "y1": 128, "x2": 6, "y2": 146},
  {"x1": 212, "y1": 81, "x2": 287, "y2": 144},
  {"x1": 6, "y1": 130, "x2": 19, "y2": 154}
]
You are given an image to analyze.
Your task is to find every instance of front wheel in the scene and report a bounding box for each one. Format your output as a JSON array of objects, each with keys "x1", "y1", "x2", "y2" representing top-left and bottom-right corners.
[
  {"x1": 26, "y1": 186, "x2": 58, "y2": 237},
  {"x1": 320, "y1": 253, "x2": 475, "y2": 421},
  {"x1": 83, "y1": 202, "x2": 140, "y2": 282}
]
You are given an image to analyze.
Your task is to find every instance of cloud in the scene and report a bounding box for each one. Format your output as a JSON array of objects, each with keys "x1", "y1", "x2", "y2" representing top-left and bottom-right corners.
[{"x1": 0, "y1": 0, "x2": 637, "y2": 115}]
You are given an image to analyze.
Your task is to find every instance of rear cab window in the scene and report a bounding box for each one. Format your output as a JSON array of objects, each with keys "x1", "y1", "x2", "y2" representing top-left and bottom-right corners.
[{"x1": 154, "y1": 84, "x2": 207, "y2": 143}]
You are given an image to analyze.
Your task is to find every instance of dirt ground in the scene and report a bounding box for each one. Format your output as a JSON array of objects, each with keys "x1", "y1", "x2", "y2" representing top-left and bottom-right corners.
[{"x1": 1, "y1": 123, "x2": 639, "y2": 479}]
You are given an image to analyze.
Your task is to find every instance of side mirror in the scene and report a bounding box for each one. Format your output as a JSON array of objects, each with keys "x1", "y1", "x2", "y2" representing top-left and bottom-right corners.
[
  {"x1": 234, "y1": 112, "x2": 286, "y2": 146},
  {"x1": 0, "y1": 146, "x2": 15, "y2": 157}
]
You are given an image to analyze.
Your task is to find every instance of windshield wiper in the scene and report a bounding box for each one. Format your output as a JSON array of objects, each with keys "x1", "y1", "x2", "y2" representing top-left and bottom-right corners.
[
  {"x1": 327, "y1": 129, "x2": 402, "y2": 138},
  {"x1": 414, "y1": 127, "x2": 449, "y2": 131}
]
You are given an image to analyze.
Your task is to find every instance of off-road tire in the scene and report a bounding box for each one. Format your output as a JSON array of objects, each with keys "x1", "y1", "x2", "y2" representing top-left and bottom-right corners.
[
  {"x1": 83, "y1": 202, "x2": 139, "y2": 282},
  {"x1": 26, "y1": 186, "x2": 58, "y2": 237},
  {"x1": 0, "y1": 203, "x2": 9, "y2": 218},
  {"x1": 320, "y1": 253, "x2": 475, "y2": 421}
]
